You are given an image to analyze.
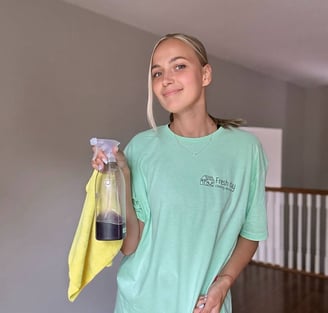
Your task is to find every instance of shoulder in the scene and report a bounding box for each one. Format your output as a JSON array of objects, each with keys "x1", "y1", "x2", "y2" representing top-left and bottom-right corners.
[
  {"x1": 128, "y1": 125, "x2": 167, "y2": 144},
  {"x1": 220, "y1": 127, "x2": 261, "y2": 146},
  {"x1": 124, "y1": 125, "x2": 168, "y2": 157},
  {"x1": 227, "y1": 127, "x2": 268, "y2": 167},
  {"x1": 218, "y1": 127, "x2": 266, "y2": 165}
]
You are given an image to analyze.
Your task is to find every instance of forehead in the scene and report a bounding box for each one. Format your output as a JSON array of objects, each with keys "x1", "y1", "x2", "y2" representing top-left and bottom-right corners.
[{"x1": 152, "y1": 38, "x2": 198, "y2": 65}]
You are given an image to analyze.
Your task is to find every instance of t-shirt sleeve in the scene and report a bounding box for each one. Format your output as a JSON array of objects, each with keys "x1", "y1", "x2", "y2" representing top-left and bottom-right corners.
[
  {"x1": 240, "y1": 141, "x2": 268, "y2": 241},
  {"x1": 124, "y1": 140, "x2": 150, "y2": 223}
]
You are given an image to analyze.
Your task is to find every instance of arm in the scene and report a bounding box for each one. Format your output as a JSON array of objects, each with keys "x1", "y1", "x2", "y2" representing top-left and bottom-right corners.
[
  {"x1": 120, "y1": 169, "x2": 144, "y2": 255},
  {"x1": 194, "y1": 236, "x2": 258, "y2": 313}
]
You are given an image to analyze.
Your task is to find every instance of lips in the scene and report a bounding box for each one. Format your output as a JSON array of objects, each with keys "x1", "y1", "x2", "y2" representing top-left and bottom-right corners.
[{"x1": 162, "y1": 88, "x2": 182, "y2": 97}]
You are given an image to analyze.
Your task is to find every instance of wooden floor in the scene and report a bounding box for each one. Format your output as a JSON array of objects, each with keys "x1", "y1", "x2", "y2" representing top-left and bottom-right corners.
[{"x1": 231, "y1": 263, "x2": 328, "y2": 313}]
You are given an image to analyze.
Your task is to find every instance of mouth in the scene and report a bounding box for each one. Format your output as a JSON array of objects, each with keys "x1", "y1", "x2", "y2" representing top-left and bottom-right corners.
[{"x1": 162, "y1": 88, "x2": 182, "y2": 97}]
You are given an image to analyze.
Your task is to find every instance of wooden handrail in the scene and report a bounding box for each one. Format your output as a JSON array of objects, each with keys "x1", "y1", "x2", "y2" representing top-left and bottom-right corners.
[{"x1": 265, "y1": 186, "x2": 328, "y2": 195}]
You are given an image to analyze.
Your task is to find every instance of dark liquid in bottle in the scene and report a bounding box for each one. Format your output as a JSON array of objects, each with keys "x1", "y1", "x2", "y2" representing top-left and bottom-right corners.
[{"x1": 96, "y1": 212, "x2": 125, "y2": 240}]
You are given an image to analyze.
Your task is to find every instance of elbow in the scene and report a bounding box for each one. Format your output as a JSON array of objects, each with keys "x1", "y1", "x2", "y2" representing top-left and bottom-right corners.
[
  {"x1": 121, "y1": 245, "x2": 137, "y2": 256},
  {"x1": 120, "y1": 237, "x2": 140, "y2": 256},
  {"x1": 121, "y1": 220, "x2": 143, "y2": 256}
]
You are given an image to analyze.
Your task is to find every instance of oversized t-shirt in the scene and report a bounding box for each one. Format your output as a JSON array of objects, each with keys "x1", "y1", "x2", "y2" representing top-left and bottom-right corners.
[{"x1": 114, "y1": 125, "x2": 268, "y2": 313}]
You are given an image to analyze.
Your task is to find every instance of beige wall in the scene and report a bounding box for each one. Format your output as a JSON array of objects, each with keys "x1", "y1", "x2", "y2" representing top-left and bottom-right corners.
[
  {"x1": 304, "y1": 87, "x2": 328, "y2": 189},
  {"x1": 284, "y1": 84, "x2": 306, "y2": 187},
  {"x1": 0, "y1": 0, "x2": 327, "y2": 313}
]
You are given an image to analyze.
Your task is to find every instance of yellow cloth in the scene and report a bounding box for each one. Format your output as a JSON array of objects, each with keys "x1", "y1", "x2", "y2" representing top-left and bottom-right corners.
[{"x1": 68, "y1": 170, "x2": 123, "y2": 302}]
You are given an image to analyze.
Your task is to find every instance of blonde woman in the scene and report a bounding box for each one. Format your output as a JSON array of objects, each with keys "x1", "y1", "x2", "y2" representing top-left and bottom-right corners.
[{"x1": 92, "y1": 33, "x2": 268, "y2": 313}]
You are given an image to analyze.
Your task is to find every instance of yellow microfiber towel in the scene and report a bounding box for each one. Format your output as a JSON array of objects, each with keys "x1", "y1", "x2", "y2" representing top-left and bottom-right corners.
[{"x1": 68, "y1": 170, "x2": 123, "y2": 302}]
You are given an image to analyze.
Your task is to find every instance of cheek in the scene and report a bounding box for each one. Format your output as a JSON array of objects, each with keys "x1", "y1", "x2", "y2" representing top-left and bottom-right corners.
[
  {"x1": 180, "y1": 71, "x2": 202, "y2": 86},
  {"x1": 151, "y1": 81, "x2": 160, "y2": 97}
]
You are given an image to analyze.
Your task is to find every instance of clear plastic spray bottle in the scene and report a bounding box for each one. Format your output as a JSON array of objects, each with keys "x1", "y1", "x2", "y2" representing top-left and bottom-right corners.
[{"x1": 90, "y1": 138, "x2": 126, "y2": 241}]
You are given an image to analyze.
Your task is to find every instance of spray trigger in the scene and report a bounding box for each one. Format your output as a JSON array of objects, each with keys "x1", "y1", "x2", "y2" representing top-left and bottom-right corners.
[{"x1": 90, "y1": 138, "x2": 120, "y2": 163}]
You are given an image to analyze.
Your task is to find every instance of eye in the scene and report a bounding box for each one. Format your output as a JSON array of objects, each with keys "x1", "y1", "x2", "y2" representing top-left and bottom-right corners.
[
  {"x1": 175, "y1": 64, "x2": 186, "y2": 70},
  {"x1": 152, "y1": 71, "x2": 162, "y2": 79}
]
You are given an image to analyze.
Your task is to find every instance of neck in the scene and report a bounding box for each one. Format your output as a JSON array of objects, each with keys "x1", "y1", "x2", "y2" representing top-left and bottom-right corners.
[{"x1": 170, "y1": 113, "x2": 217, "y2": 138}]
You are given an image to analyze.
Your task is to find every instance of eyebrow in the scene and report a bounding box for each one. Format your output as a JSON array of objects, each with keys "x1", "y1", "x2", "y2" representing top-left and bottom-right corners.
[{"x1": 151, "y1": 56, "x2": 188, "y2": 71}]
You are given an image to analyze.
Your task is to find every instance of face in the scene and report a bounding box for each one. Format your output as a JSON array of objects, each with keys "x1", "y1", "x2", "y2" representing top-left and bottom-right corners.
[{"x1": 151, "y1": 38, "x2": 211, "y2": 116}]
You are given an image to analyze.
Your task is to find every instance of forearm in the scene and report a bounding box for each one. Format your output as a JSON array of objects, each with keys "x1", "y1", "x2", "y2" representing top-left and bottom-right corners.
[
  {"x1": 216, "y1": 236, "x2": 258, "y2": 286},
  {"x1": 194, "y1": 237, "x2": 259, "y2": 312},
  {"x1": 120, "y1": 171, "x2": 143, "y2": 255}
]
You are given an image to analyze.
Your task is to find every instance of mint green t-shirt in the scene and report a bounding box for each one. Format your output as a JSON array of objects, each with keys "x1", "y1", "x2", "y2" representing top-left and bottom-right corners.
[{"x1": 114, "y1": 125, "x2": 268, "y2": 313}]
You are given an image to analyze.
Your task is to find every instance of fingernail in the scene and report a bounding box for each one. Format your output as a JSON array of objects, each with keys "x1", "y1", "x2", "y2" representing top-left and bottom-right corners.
[
  {"x1": 102, "y1": 157, "x2": 108, "y2": 164},
  {"x1": 98, "y1": 164, "x2": 103, "y2": 171}
]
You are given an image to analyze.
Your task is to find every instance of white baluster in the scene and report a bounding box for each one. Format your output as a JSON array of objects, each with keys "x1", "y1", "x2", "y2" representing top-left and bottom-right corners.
[
  {"x1": 305, "y1": 194, "x2": 312, "y2": 272},
  {"x1": 267, "y1": 191, "x2": 274, "y2": 264},
  {"x1": 314, "y1": 195, "x2": 321, "y2": 274},
  {"x1": 279, "y1": 192, "x2": 285, "y2": 267},
  {"x1": 288, "y1": 193, "x2": 294, "y2": 269},
  {"x1": 296, "y1": 193, "x2": 303, "y2": 271},
  {"x1": 273, "y1": 191, "x2": 282, "y2": 266},
  {"x1": 258, "y1": 236, "x2": 266, "y2": 263},
  {"x1": 252, "y1": 247, "x2": 259, "y2": 262}
]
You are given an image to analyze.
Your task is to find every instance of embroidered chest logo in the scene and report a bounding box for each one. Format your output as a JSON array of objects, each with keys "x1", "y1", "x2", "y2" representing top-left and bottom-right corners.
[{"x1": 200, "y1": 175, "x2": 236, "y2": 192}]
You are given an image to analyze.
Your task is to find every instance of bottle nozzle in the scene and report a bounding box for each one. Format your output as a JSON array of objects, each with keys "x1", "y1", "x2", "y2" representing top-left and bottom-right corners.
[{"x1": 90, "y1": 138, "x2": 120, "y2": 162}]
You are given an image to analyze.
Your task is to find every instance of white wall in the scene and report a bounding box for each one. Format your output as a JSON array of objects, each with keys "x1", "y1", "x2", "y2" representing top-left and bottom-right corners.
[{"x1": 241, "y1": 127, "x2": 283, "y2": 187}]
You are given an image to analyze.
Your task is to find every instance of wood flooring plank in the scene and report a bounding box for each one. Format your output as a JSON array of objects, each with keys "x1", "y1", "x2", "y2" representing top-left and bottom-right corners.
[{"x1": 231, "y1": 263, "x2": 328, "y2": 313}]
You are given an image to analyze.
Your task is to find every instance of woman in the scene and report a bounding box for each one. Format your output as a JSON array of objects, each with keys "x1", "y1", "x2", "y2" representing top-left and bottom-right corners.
[{"x1": 92, "y1": 33, "x2": 268, "y2": 313}]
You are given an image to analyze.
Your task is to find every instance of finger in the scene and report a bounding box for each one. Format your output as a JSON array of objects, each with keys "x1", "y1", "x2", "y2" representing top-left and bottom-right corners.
[
  {"x1": 91, "y1": 146, "x2": 98, "y2": 161},
  {"x1": 112, "y1": 147, "x2": 125, "y2": 160},
  {"x1": 91, "y1": 147, "x2": 108, "y2": 164},
  {"x1": 202, "y1": 299, "x2": 221, "y2": 313},
  {"x1": 193, "y1": 305, "x2": 204, "y2": 313},
  {"x1": 91, "y1": 159, "x2": 103, "y2": 171},
  {"x1": 194, "y1": 295, "x2": 207, "y2": 311},
  {"x1": 198, "y1": 301, "x2": 212, "y2": 313},
  {"x1": 113, "y1": 149, "x2": 129, "y2": 168},
  {"x1": 91, "y1": 153, "x2": 108, "y2": 170},
  {"x1": 196, "y1": 299, "x2": 206, "y2": 307}
]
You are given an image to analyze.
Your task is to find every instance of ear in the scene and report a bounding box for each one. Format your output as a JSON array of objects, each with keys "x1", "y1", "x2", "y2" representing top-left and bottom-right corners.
[{"x1": 202, "y1": 64, "x2": 212, "y2": 87}]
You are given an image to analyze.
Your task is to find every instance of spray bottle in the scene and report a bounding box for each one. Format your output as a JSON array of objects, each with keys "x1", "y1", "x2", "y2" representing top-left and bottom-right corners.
[{"x1": 90, "y1": 138, "x2": 126, "y2": 241}]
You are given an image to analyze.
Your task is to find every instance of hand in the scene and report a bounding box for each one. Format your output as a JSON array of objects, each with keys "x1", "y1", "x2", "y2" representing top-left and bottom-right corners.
[
  {"x1": 193, "y1": 276, "x2": 232, "y2": 313},
  {"x1": 91, "y1": 146, "x2": 130, "y2": 175}
]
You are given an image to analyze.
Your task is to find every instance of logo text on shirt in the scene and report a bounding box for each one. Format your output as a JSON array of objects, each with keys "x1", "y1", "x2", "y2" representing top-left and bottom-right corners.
[{"x1": 200, "y1": 175, "x2": 236, "y2": 192}]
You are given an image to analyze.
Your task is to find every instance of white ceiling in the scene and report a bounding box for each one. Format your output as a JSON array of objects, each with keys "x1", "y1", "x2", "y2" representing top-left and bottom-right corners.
[{"x1": 62, "y1": 0, "x2": 328, "y2": 87}]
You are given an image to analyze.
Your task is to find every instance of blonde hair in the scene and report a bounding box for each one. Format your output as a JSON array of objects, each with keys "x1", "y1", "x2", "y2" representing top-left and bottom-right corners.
[{"x1": 146, "y1": 33, "x2": 243, "y2": 129}]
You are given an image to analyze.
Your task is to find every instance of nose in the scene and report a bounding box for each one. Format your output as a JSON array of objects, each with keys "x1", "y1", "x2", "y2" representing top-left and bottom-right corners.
[{"x1": 162, "y1": 71, "x2": 174, "y2": 86}]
